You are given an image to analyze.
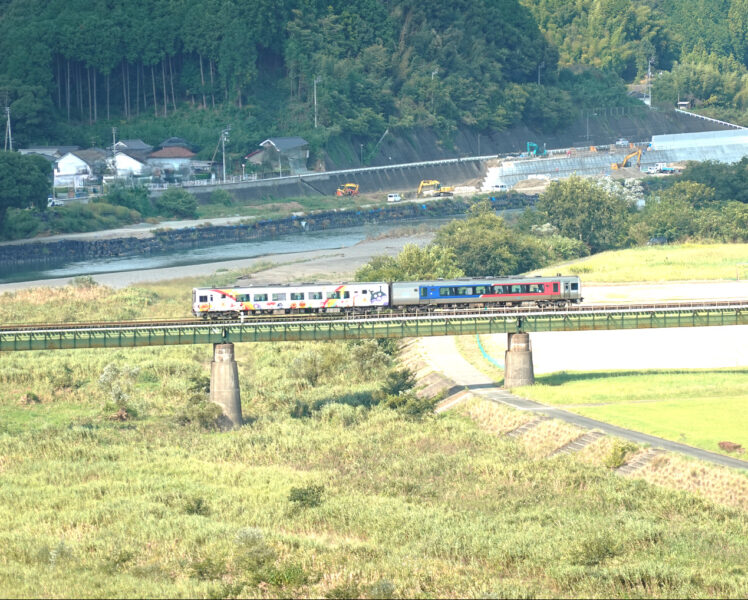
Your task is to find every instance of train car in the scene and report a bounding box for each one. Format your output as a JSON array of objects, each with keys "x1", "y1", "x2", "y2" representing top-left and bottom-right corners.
[
  {"x1": 390, "y1": 275, "x2": 582, "y2": 309},
  {"x1": 192, "y1": 282, "x2": 389, "y2": 318}
]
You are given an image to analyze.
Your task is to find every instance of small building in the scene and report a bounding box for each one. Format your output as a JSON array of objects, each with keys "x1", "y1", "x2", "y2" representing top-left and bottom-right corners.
[
  {"x1": 54, "y1": 148, "x2": 108, "y2": 188},
  {"x1": 19, "y1": 145, "x2": 80, "y2": 160},
  {"x1": 147, "y1": 145, "x2": 196, "y2": 179},
  {"x1": 115, "y1": 139, "x2": 153, "y2": 161},
  {"x1": 112, "y1": 150, "x2": 150, "y2": 177},
  {"x1": 256, "y1": 137, "x2": 309, "y2": 175}
]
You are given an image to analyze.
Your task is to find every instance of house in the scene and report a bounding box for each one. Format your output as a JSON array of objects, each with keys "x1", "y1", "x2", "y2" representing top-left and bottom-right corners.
[
  {"x1": 112, "y1": 150, "x2": 149, "y2": 177},
  {"x1": 54, "y1": 148, "x2": 108, "y2": 188},
  {"x1": 254, "y1": 137, "x2": 309, "y2": 175},
  {"x1": 114, "y1": 139, "x2": 153, "y2": 161},
  {"x1": 19, "y1": 146, "x2": 80, "y2": 160},
  {"x1": 147, "y1": 145, "x2": 196, "y2": 178}
]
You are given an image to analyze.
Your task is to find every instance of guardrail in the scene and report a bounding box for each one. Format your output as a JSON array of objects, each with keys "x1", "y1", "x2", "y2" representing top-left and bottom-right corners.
[
  {"x1": 2, "y1": 302, "x2": 745, "y2": 352},
  {"x1": 674, "y1": 109, "x2": 746, "y2": 130}
]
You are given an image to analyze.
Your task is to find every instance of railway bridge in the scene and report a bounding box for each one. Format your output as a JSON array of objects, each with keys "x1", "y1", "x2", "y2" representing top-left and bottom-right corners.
[{"x1": 2, "y1": 300, "x2": 746, "y2": 427}]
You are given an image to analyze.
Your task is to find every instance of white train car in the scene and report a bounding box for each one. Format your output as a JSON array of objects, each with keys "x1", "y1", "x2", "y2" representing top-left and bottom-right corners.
[{"x1": 192, "y1": 282, "x2": 389, "y2": 318}]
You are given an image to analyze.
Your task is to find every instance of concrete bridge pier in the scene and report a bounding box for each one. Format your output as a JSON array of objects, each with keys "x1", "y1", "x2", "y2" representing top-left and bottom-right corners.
[
  {"x1": 504, "y1": 332, "x2": 535, "y2": 388},
  {"x1": 210, "y1": 343, "x2": 243, "y2": 429}
]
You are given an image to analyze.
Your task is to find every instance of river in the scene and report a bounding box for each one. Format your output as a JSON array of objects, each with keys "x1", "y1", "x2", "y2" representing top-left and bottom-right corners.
[{"x1": 0, "y1": 219, "x2": 447, "y2": 286}]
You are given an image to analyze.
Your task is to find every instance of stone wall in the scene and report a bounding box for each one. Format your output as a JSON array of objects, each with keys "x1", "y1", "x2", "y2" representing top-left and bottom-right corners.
[{"x1": 0, "y1": 195, "x2": 532, "y2": 266}]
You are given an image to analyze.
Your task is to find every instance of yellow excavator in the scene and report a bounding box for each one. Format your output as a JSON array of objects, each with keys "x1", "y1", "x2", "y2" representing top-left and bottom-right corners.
[
  {"x1": 336, "y1": 183, "x2": 359, "y2": 196},
  {"x1": 417, "y1": 180, "x2": 454, "y2": 197},
  {"x1": 611, "y1": 148, "x2": 642, "y2": 170}
]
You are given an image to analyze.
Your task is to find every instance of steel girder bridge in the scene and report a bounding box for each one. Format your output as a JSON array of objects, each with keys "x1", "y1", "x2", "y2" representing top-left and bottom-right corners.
[{"x1": 1, "y1": 301, "x2": 746, "y2": 352}]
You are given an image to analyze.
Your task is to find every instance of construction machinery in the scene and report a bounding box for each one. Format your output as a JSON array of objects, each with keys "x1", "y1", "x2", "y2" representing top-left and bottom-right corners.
[
  {"x1": 526, "y1": 142, "x2": 547, "y2": 157},
  {"x1": 417, "y1": 180, "x2": 454, "y2": 197},
  {"x1": 336, "y1": 183, "x2": 359, "y2": 196},
  {"x1": 611, "y1": 148, "x2": 642, "y2": 170}
]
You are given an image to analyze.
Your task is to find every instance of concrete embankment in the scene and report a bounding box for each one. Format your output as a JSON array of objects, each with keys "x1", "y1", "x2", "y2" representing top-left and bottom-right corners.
[{"x1": 157, "y1": 158, "x2": 486, "y2": 204}]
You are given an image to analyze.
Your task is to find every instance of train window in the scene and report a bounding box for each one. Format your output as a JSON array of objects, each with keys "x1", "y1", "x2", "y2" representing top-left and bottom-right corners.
[
  {"x1": 290, "y1": 292, "x2": 304, "y2": 301},
  {"x1": 420, "y1": 287, "x2": 428, "y2": 298},
  {"x1": 272, "y1": 293, "x2": 286, "y2": 301},
  {"x1": 457, "y1": 286, "x2": 472, "y2": 296},
  {"x1": 571, "y1": 282, "x2": 579, "y2": 290},
  {"x1": 528, "y1": 284, "x2": 542, "y2": 293},
  {"x1": 361, "y1": 289, "x2": 367, "y2": 294},
  {"x1": 221, "y1": 294, "x2": 226, "y2": 299},
  {"x1": 475, "y1": 285, "x2": 488, "y2": 295},
  {"x1": 199, "y1": 295, "x2": 208, "y2": 302},
  {"x1": 253, "y1": 293, "x2": 268, "y2": 302},
  {"x1": 553, "y1": 283, "x2": 559, "y2": 292},
  {"x1": 439, "y1": 287, "x2": 451, "y2": 297},
  {"x1": 326, "y1": 291, "x2": 340, "y2": 299},
  {"x1": 343, "y1": 291, "x2": 350, "y2": 299},
  {"x1": 236, "y1": 294, "x2": 250, "y2": 302},
  {"x1": 511, "y1": 285, "x2": 522, "y2": 293},
  {"x1": 309, "y1": 291, "x2": 322, "y2": 300}
]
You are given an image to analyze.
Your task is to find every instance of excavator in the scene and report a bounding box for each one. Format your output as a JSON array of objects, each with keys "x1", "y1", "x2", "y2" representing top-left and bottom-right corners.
[
  {"x1": 611, "y1": 148, "x2": 642, "y2": 170},
  {"x1": 526, "y1": 142, "x2": 547, "y2": 157},
  {"x1": 417, "y1": 180, "x2": 454, "y2": 197},
  {"x1": 336, "y1": 183, "x2": 359, "y2": 196}
]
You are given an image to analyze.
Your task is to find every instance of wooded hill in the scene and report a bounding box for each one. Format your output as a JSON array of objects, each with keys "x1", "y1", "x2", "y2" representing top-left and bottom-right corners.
[{"x1": 0, "y1": 0, "x2": 746, "y2": 156}]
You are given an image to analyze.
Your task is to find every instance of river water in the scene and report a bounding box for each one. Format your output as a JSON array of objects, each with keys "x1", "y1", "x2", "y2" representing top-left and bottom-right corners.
[{"x1": 0, "y1": 219, "x2": 446, "y2": 284}]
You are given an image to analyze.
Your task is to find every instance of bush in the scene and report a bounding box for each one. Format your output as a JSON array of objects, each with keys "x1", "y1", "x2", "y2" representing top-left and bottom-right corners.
[
  {"x1": 209, "y1": 189, "x2": 233, "y2": 206},
  {"x1": 604, "y1": 441, "x2": 639, "y2": 469},
  {"x1": 153, "y1": 188, "x2": 198, "y2": 218},
  {"x1": 288, "y1": 484, "x2": 324, "y2": 509}
]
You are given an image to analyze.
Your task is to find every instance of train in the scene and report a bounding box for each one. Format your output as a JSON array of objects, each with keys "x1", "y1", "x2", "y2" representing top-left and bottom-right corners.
[{"x1": 192, "y1": 275, "x2": 582, "y2": 319}]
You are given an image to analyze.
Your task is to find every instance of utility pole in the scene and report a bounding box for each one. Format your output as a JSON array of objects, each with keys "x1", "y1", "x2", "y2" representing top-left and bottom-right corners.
[
  {"x1": 4, "y1": 105, "x2": 12, "y2": 151},
  {"x1": 538, "y1": 61, "x2": 545, "y2": 85},
  {"x1": 313, "y1": 76, "x2": 321, "y2": 128},
  {"x1": 221, "y1": 126, "x2": 230, "y2": 183},
  {"x1": 111, "y1": 127, "x2": 117, "y2": 179},
  {"x1": 431, "y1": 69, "x2": 438, "y2": 114},
  {"x1": 647, "y1": 58, "x2": 654, "y2": 107}
]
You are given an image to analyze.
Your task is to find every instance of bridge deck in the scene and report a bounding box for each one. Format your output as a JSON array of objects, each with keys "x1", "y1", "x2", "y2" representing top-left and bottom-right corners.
[{"x1": 1, "y1": 302, "x2": 746, "y2": 352}]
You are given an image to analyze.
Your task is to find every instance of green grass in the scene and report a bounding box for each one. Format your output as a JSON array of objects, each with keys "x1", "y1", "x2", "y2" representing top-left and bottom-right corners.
[
  {"x1": 513, "y1": 369, "x2": 748, "y2": 458},
  {"x1": 2, "y1": 260, "x2": 748, "y2": 596},
  {"x1": 528, "y1": 242, "x2": 748, "y2": 282},
  {"x1": 2, "y1": 344, "x2": 748, "y2": 598}
]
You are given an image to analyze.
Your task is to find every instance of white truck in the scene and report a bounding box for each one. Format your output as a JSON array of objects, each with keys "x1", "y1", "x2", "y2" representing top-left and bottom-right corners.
[{"x1": 647, "y1": 162, "x2": 676, "y2": 175}]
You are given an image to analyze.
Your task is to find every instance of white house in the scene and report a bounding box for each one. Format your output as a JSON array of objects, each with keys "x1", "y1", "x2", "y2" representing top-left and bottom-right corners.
[
  {"x1": 147, "y1": 145, "x2": 196, "y2": 177},
  {"x1": 54, "y1": 148, "x2": 108, "y2": 188},
  {"x1": 112, "y1": 151, "x2": 149, "y2": 177}
]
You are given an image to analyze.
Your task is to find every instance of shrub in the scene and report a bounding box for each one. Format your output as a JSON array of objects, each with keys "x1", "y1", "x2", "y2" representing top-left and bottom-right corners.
[
  {"x1": 604, "y1": 441, "x2": 639, "y2": 469},
  {"x1": 153, "y1": 188, "x2": 198, "y2": 218},
  {"x1": 234, "y1": 528, "x2": 276, "y2": 572},
  {"x1": 209, "y1": 189, "x2": 233, "y2": 206},
  {"x1": 379, "y1": 368, "x2": 416, "y2": 397},
  {"x1": 288, "y1": 484, "x2": 324, "y2": 509},
  {"x1": 379, "y1": 392, "x2": 437, "y2": 417}
]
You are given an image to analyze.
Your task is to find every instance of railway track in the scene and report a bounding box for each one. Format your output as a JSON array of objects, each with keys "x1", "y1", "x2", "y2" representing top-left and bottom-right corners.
[{"x1": 2, "y1": 299, "x2": 746, "y2": 332}]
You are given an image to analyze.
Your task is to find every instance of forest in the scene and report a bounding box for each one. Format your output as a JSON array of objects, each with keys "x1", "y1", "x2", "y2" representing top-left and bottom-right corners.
[{"x1": 0, "y1": 0, "x2": 747, "y2": 156}]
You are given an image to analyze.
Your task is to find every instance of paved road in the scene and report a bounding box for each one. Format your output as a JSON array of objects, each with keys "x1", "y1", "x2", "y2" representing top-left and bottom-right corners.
[{"x1": 418, "y1": 336, "x2": 747, "y2": 471}]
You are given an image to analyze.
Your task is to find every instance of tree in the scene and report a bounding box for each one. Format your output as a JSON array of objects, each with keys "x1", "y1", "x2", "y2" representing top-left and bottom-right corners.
[
  {"x1": 642, "y1": 193, "x2": 697, "y2": 242},
  {"x1": 152, "y1": 187, "x2": 198, "y2": 218},
  {"x1": 434, "y1": 202, "x2": 545, "y2": 276},
  {"x1": 536, "y1": 176, "x2": 633, "y2": 253},
  {"x1": 0, "y1": 151, "x2": 51, "y2": 230},
  {"x1": 355, "y1": 243, "x2": 462, "y2": 282}
]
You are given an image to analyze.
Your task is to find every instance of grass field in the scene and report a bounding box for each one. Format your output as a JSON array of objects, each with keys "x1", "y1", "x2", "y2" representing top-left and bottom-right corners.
[
  {"x1": 506, "y1": 368, "x2": 748, "y2": 460},
  {"x1": 2, "y1": 244, "x2": 748, "y2": 596},
  {"x1": 528, "y1": 242, "x2": 748, "y2": 282},
  {"x1": 2, "y1": 343, "x2": 748, "y2": 598}
]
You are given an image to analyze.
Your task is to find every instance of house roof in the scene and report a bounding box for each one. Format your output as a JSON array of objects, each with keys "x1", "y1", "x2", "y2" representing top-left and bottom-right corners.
[
  {"x1": 116, "y1": 139, "x2": 153, "y2": 151},
  {"x1": 149, "y1": 146, "x2": 196, "y2": 159},
  {"x1": 260, "y1": 137, "x2": 308, "y2": 152},
  {"x1": 19, "y1": 146, "x2": 79, "y2": 158},
  {"x1": 114, "y1": 150, "x2": 147, "y2": 164},
  {"x1": 159, "y1": 136, "x2": 195, "y2": 148},
  {"x1": 70, "y1": 148, "x2": 108, "y2": 165}
]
